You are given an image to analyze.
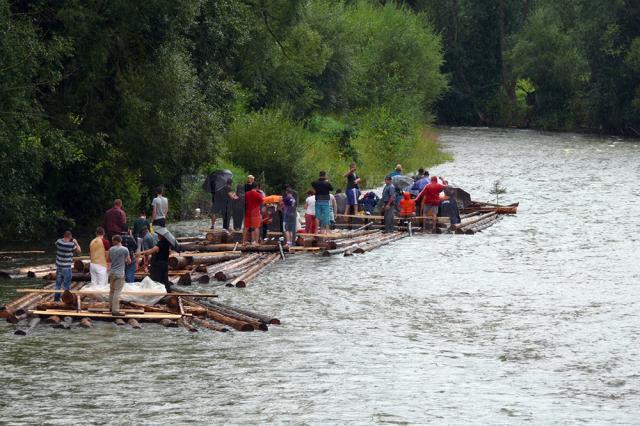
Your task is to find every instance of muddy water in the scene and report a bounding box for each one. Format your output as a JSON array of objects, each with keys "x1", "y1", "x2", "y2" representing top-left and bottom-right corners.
[{"x1": 1, "y1": 128, "x2": 639, "y2": 424}]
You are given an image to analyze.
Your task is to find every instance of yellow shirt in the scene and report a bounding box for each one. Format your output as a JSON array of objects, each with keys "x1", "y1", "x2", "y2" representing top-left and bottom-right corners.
[{"x1": 90, "y1": 237, "x2": 107, "y2": 268}]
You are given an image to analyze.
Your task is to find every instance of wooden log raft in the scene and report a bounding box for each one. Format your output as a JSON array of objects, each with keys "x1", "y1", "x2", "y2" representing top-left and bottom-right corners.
[
  {"x1": 181, "y1": 299, "x2": 254, "y2": 331},
  {"x1": 169, "y1": 251, "x2": 241, "y2": 270},
  {"x1": 230, "y1": 254, "x2": 279, "y2": 288},
  {"x1": 205, "y1": 301, "x2": 281, "y2": 325},
  {"x1": 353, "y1": 232, "x2": 406, "y2": 254}
]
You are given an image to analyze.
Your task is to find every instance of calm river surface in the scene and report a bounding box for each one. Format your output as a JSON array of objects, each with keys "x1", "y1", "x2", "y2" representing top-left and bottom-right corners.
[{"x1": 1, "y1": 128, "x2": 639, "y2": 424}]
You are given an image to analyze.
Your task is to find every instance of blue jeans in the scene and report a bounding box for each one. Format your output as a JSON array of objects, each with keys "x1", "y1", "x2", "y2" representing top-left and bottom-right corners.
[
  {"x1": 54, "y1": 266, "x2": 72, "y2": 301},
  {"x1": 125, "y1": 262, "x2": 136, "y2": 283}
]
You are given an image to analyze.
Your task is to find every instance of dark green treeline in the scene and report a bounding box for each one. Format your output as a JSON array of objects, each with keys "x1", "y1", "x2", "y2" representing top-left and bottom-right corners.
[{"x1": 1, "y1": 0, "x2": 638, "y2": 239}]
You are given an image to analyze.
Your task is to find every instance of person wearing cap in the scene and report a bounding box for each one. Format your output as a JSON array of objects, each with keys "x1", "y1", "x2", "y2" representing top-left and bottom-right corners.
[
  {"x1": 137, "y1": 227, "x2": 173, "y2": 291},
  {"x1": 381, "y1": 176, "x2": 396, "y2": 233},
  {"x1": 389, "y1": 164, "x2": 403, "y2": 177},
  {"x1": 244, "y1": 174, "x2": 256, "y2": 192}
]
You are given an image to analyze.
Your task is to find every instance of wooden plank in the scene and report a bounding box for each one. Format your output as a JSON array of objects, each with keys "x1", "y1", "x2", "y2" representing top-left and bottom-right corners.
[
  {"x1": 16, "y1": 289, "x2": 218, "y2": 297},
  {"x1": 0, "y1": 250, "x2": 45, "y2": 255},
  {"x1": 30, "y1": 310, "x2": 183, "y2": 319},
  {"x1": 288, "y1": 247, "x2": 321, "y2": 252}
]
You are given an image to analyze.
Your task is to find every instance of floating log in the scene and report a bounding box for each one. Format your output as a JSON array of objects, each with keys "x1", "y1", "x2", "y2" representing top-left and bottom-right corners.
[
  {"x1": 14, "y1": 317, "x2": 40, "y2": 336},
  {"x1": 181, "y1": 299, "x2": 253, "y2": 331},
  {"x1": 190, "y1": 316, "x2": 229, "y2": 332},
  {"x1": 353, "y1": 233, "x2": 405, "y2": 254},
  {"x1": 453, "y1": 211, "x2": 497, "y2": 233},
  {"x1": 160, "y1": 319, "x2": 178, "y2": 328},
  {"x1": 205, "y1": 301, "x2": 281, "y2": 325},
  {"x1": 115, "y1": 318, "x2": 126, "y2": 326},
  {"x1": 191, "y1": 300, "x2": 268, "y2": 331},
  {"x1": 466, "y1": 215, "x2": 503, "y2": 233},
  {"x1": 231, "y1": 254, "x2": 279, "y2": 288},
  {"x1": 177, "y1": 318, "x2": 198, "y2": 332},
  {"x1": 127, "y1": 318, "x2": 142, "y2": 329},
  {"x1": 79, "y1": 317, "x2": 92, "y2": 328},
  {"x1": 46, "y1": 315, "x2": 62, "y2": 325}
]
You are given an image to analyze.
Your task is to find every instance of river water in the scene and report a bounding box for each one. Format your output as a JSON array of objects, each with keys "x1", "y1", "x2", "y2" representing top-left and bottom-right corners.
[{"x1": 1, "y1": 128, "x2": 639, "y2": 424}]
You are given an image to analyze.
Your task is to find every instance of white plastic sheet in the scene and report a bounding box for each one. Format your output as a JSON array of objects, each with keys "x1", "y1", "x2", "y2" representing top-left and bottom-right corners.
[{"x1": 79, "y1": 276, "x2": 167, "y2": 305}]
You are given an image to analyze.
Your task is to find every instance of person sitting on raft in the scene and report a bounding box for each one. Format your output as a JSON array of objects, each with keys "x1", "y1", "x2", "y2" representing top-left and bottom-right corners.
[
  {"x1": 399, "y1": 192, "x2": 416, "y2": 219},
  {"x1": 416, "y1": 175, "x2": 447, "y2": 233}
]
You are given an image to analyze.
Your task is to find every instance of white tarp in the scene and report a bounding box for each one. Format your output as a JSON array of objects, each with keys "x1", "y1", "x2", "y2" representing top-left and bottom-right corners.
[{"x1": 79, "y1": 276, "x2": 167, "y2": 305}]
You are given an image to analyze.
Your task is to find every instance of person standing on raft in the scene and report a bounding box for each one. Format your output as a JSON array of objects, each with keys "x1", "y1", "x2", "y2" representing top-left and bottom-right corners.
[
  {"x1": 106, "y1": 234, "x2": 130, "y2": 316},
  {"x1": 137, "y1": 227, "x2": 173, "y2": 291},
  {"x1": 381, "y1": 176, "x2": 396, "y2": 233},
  {"x1": 417, "y1": 175, "x2": 447, "y2": 233},
  {"x1": 243, "y1": 182, "x2": 264, "y2": 245},
  {"x1": 344, "y1": 162, "x2": 360, "y2": 215},
  {"x1": 312, "y1": 171, "x2": 333, "y2": 234},
  {"x1": 89, "y1": 227, "x2": 109, "y2": 287},
  {"x1": 103, "y1": 199, "x2": 127, "y2": 241},
  {"x1": 54, "y1": 230, "x2": 82, "y2": 302},
  {"x1": 151, "y1": 186, "x2": 169, "y2": 228}
]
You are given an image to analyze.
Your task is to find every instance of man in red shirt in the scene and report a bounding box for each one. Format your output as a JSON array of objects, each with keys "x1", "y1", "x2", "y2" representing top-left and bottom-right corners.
[
  {"x1": 103, "y1": 199, "x2": 127, "y2": 240},
  {"x1": 243, "y1": 182, "x2": 265, "y2": 245},
  {"x1": 416, "y1": 176, "x2": 447, "y2": 233}
]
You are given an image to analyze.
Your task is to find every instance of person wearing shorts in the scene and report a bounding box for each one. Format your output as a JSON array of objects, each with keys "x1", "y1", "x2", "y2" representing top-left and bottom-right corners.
[
  {"x1": 243, "y1": 183, "x2": 264, "y2": 244},
  {"x1": 311, "y1": 171, "x2": 333, "y2": 233},
  {"x1": 417, "y1": 175, "x2": 446, "y2": 233}
]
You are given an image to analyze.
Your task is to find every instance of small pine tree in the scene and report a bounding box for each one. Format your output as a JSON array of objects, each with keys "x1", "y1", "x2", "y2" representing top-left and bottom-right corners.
[{"x1": 489, "y1": 179, "x2": 507, "y2": 204}]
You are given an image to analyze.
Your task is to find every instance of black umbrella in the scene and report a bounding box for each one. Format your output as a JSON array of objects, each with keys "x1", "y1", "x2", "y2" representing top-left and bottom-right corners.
[{"x1": 203, "y1": 170, "x2": 233, "y2": 193}]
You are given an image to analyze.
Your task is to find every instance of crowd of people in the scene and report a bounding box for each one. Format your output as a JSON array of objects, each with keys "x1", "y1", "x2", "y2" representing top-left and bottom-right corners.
[
  {"x1": 53, "y1": 187, "x2": 173, "y2": 316},
  {"x1": 208, "y1": 162, "x2": 461, "y2": 243},
  {"x1": 53, "y1": 164, "x2": 460, "y2": 315}
]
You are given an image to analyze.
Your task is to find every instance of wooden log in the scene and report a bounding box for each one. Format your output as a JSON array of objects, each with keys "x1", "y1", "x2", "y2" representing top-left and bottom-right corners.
[
  {"x1": 453, "y1": 211, "x2": 497, "y2": 232},
  {"x1": 115, "y1": 318, "x2": 126, "y2": 326},
  {"x1": 182, "y1": 299, "x2": 253, "y2": 331},
  {"x1": 467, "y1": 215, "x2": 503, "y2": 233},
  {"x1": 216, "y1": 264, "x2": 254, "y2": 282},
  {"x1": 231, "y1": 254, "x2": 279, "y2": 288},
  {"x1": 127, "y1": 318, "x2": 142, "y2": 329},
  {"x1": 31, "y1": 310, "x2": 183, "y2": 320},
  {"x1": 211, "y1": 255, "x2": 261, "y2": 281},
  {"x1": 46, "y1": 315, "x2": 61, "y2": 325},
  {"x1": 192, "y1": 300, "x2": 269, "y2": 330},
  {"x1": 190, "y1": 316, "x2": 229, "y2": 332},
  {"x1": 177, "y1": 272, "x2": 192, "y2": 286},
  {"x1": 206, "y1": 301, "x2": 281, "y2": 325},
  {"x1": 14, "y1": 317, "x2": 40, "y2": 336},
  {"x1": 175, "y1": 236, "x2": 205, "y2": 243},
  {"x1": 205, "y1": 229, "x2": 232, "y2": 243},
  {"x1": 353, "y1": 233, "x2": 405, "y2": 254},
  {"x1": 174, "y1": 243, "x2": 239, "y2": 252},
  {"x1": 160, "y1": 319, "x2": 179, "y2": 327},
  {"x1": 73, "y1": 259, "x2": 90, "y2": 273},
  {"x1": 79, "y1": 317, "x2": 92, "y2": 328},
  {"x1": 169, "y1": 256, "x2": 190, "y2": 270},
  {"x1": 177, "y1": 318, "x2": 199, "y2": 332},
  {"x1": 54, "y1": 317, "x2": 73, "y2": 329},
  {"x1": 169, "y1": 252, "x2": 242, "y2": 270}
]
